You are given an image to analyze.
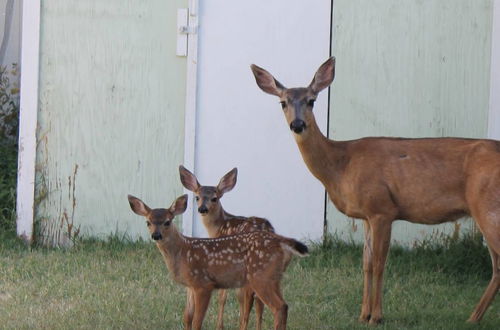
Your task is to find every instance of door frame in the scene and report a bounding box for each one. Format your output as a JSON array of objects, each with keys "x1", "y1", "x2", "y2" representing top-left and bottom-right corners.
[
  {"x1": 181, "y1": 0, "x2": 199, "y2": 236},
  {"x1": 16, "y1": 0, "x2": 41, "y2": 243},
  {"x1": 488, "y1": 0, "x2": 500, "y2": 140}
]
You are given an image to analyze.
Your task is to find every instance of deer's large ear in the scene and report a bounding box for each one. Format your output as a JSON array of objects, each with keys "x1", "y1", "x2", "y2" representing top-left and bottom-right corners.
[
  {"x1": 128, "y1": 195, "x2": 151, "y2": 217},
  {"x1": 309, "y1": 57, "x2": 335, "y2": 94},
  {"x1": 169, "y1": 194, "x2": 188, "y2": 216},
  {"x1": 217, "y1": 168, "x2": 237, "y2": 196},
  {"x1": 179, "y1": 165, "x2": 200, "y2": 192},
  {"x1": 250, "y1": 64, "x2": 286, "y2": 97}
]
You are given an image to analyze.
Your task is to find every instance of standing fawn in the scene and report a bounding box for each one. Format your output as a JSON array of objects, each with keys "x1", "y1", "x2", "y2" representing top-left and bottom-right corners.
[
  {"x1": 127, "y1": 194, "x2": 308, "y2": 330},
  {"x1": 251, "y1": 57, "x2": 500, "y2": 324},
  {"x1": 179, "y1": 165, "x2": 275, "y2": 330}
]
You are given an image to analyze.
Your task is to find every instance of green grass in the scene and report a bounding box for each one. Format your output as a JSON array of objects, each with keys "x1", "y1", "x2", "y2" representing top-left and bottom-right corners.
[
  {"x1": 1, "y1": 233, "x2": 499, "y2": 329},
  {"x1": 0, "y1": 141, "x2": 17, "y2": 236}
]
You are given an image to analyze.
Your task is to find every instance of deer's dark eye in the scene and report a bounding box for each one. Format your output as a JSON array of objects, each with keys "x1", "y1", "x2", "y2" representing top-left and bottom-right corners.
[
  {"x1": 146, "y1": 221, "x2": 151, "y2": 227},
  {"x1": 163, "y1": 221, "x2": 171, "y2": 227},
  {"x1": 280, "y1": 101, "x2": 286, "y2": 109},
  {"x1": 195, "y1": 196, "x2": 200, "y2": 201},
  {"x1": 307, "y1": 99, "x2": 316, "y2": 107},
  {"x1": 211, "y1": 197, "x2": 218, "y2": 202}
]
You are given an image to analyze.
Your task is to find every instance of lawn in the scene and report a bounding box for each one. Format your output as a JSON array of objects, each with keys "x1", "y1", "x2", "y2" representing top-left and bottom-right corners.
[{"x1": 1, "y1": 231, "x2": 499, "y2": 329}]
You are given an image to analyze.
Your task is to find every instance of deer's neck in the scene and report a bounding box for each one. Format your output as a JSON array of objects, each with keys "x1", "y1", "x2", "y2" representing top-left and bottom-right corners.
[
  {"x1": 294, "y1": 119, "x2": 346, "y2": 194},
  {"x1": 156, "y1": 226, "x2": 187, "y2": 276},
  {"x1": 202, "y1": 206, "x2": 233, "y2": 238}
]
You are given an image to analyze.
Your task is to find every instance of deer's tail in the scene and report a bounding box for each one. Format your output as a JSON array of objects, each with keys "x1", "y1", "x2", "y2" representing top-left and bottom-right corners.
[{"x1": 280, "y1": 238, "x2": 309, "y2": 257}]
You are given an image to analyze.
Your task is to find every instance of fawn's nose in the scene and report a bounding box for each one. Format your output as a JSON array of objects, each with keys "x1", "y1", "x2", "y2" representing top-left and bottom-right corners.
[
  {"x1": 290, "y1": 119, "x2": 306, "y2": 134},
  {"x1": 151, "y1": 232, "x2": 162, "y2": 241},
  {"x1": 198, "y1": 206, "x2": 208, "y2": 214}
]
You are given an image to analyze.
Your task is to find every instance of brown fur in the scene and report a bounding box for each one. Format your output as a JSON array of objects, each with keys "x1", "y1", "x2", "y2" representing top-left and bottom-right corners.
[
  {"x1": 128, "y1": 194, "x2": 307, "y2": 330},
  {"x1": 179, "y1": 165, "x2": 275, "y2": 330},
  {"x1": 251, "y1": 57, "x2": 500, "y2": 324}
]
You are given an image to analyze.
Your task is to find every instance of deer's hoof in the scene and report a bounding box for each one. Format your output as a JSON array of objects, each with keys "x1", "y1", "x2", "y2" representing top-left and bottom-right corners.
[
  {"x1": 358, "y1": 314, "x2": 370, "y2": 323},
  {"x1": 466, "y1": 317, "x2": 479, "y2": 324},
  {"x1": 368, "y1": 316, "x2": 383, "y2": 326}
]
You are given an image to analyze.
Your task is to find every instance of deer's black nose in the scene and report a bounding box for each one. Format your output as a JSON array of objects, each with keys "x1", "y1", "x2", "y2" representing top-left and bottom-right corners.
[
  {"x1": 290, "y1": 119, "x2": 306, "y2": 134},
  {"x1": 151, "y1": 232, "x2": 162, "y2": 241},
  {"x1": 198, "y1": 206, "x2": 208, "y2": 214}
]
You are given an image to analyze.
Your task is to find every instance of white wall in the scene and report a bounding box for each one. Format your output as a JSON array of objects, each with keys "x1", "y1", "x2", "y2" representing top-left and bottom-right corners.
[{"x1": 0, "y1": 0, "x2": 21, "y2": 67}]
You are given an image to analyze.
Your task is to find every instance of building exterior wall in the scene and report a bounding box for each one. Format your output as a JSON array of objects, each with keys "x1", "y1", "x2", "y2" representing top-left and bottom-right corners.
[
  {"x1": 328, "y1": 0, "x2": 494, "y2": 244},
  {"x1": 35, "y1": 0, "x2": 187, "y2": 244}
]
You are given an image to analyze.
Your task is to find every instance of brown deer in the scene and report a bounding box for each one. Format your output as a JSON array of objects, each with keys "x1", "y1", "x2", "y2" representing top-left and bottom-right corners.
[
  {"x1": 250, "y1": 57, "x2": 500, "y2": 324},
  {"x1": 127, "y1": 194, "x2": 308, "y2": 330},
  {"x1": 179, "y1": 165, "x2": 275, "y2": 330}
]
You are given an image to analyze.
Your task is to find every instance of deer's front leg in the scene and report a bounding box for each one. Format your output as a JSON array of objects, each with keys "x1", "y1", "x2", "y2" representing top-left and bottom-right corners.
[
  {"x1": 368, "y1": 218, "x2": 392, "y2": 325},
  {"x1": 192, "y1": 288, "x2": 213, "y2": 330},
  {"x1": 359, "y1": 220, "x2": 373, "y2": 323},
  {"x1": 184, "y1": 288, "x2": 195, "y2": 330},
  {"x1": 237, "y1": 286, "x2": 255, "y2": 330},
  {"x1": 216, "y1": 289, "x2": 228, "y2": 330}
]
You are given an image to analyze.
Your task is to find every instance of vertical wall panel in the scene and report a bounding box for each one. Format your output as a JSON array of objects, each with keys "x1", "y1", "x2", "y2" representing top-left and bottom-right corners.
[
  {"x1": 36, "y1": 0, "x2": 187, "y2": 244},
  {"x1": 328, "y1": 0, "x2": 493, "y2": 244}
]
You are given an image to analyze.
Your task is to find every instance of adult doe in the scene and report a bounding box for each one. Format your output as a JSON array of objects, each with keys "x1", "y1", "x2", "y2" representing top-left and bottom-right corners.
[
  {"x1": 128, "y1": 194, "x2": 308, "y2": 330},
  {"x1": 179, "y1": 165, "x2": 275, "y2": 330},
  {"x1": 251, "y1": 57, "x2": 500, "y2": 324}
]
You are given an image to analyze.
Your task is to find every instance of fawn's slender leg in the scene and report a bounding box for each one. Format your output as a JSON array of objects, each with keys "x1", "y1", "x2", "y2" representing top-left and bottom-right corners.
[
  {"x1": 238, "y1": 287, "x2": 255, "y2": 330},
  {"x1": 192, "y1": 288, "x2": 213, "y2": 330},
  {"x1": 359, "y1": 220, "x2": 373, "y2": 323},
  {"x1": 216, "y1": 289, "x2": 228, "y2": 330},
  {"x1": 252, "y1": 281, "x2": 287, "y2": 330},
  {"x1": 368, "y1": 218, "x2": 392, "y2": 325},
  {"x1": 254, "y1": 296, "x2": 265, "y2": 330},
  {"x1": 184, "y1": 288, "x2": 195, "y2": 330}
]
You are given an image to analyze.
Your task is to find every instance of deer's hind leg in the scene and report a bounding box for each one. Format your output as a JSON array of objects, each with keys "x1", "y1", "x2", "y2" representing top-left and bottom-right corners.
[
  {"x1": 468, "y1": 245, "x2": 499, "y2": 323},
  {"x1": 467, "y1": 182, "x2": 500, "y2": 323},
  {"x1": 252, "y1": 281, "x2": 288, "y2": 330},
  {"x1": 254, "y1": 296, "x2": 265, "y2": 330}
]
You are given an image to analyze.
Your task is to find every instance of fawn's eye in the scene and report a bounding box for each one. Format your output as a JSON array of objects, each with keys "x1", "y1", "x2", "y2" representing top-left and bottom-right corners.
[
  {"x1": 146, "y1": 221, "x2": 151, "y2": 227},
  {"x1": 211, "y1": 197, "x2": 218, "y2": 202},
  {"x1": 307, "y1": 99, "x2": 316, "y2": 107},
  {"x1": 280, "y1": 101, "x2": 286, "y2": 109},
  {"x1": 195, "y1": 196, "x2": 200, "y2": 201},
  {"x1": 163, "y1": 221, "x2": 171, "y2": 227}
]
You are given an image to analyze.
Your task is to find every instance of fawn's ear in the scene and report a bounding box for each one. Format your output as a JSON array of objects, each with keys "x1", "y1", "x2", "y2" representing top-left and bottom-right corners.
[
  {"x1": 309, "y1": 57, "x2": 335, "y2": 94},
  {"x1": 128, "y1": 195, "x2": 151, "y2": 217},
  {"x1": 250, "y1": 64, "x2": 286, "y2": 97},
  {"x1": 179, "y1": 165, "x2": 200, "y2": 192},
  {"x1": 217, "y1": 168, "x2": 237, "y2": 196},
  {"x1": 169, "y1": 194, "x2": 188, "y2": 216}
]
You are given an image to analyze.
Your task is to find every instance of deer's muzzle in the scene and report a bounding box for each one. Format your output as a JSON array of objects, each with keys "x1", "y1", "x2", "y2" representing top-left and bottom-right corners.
[
  {"x1": 151, "y1": 232, "x2": 162, "y2": 241},
  {"x1": 290, "y1": 119, "x2": 306, "y2": 134}
]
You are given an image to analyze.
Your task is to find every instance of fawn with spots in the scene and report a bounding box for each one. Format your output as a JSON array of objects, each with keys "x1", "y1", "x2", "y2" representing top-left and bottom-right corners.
[
  {"x1": 251, "y1": 56, "x2": 500, "y2": 324},
  {"x1": 179, "y1": 165, "x2": 274, "y2": 330},
  {"x1": 127, "y1": 194, "x2": 308, "y2": 330}
]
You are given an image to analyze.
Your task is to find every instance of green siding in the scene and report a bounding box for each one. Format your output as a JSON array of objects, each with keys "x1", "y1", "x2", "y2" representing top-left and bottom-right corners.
[
  {"x1": 36, "y1": 0, "x2": 187, "y2": 244},
  {"x1": 328, "y1": 0, "x2": 493, "y2": 244}
]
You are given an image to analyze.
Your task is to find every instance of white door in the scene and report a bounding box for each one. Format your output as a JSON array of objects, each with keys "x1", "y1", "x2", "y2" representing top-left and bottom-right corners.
[{"x1": 184, "y1": 1, "x2": 332, "y2": 241}]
